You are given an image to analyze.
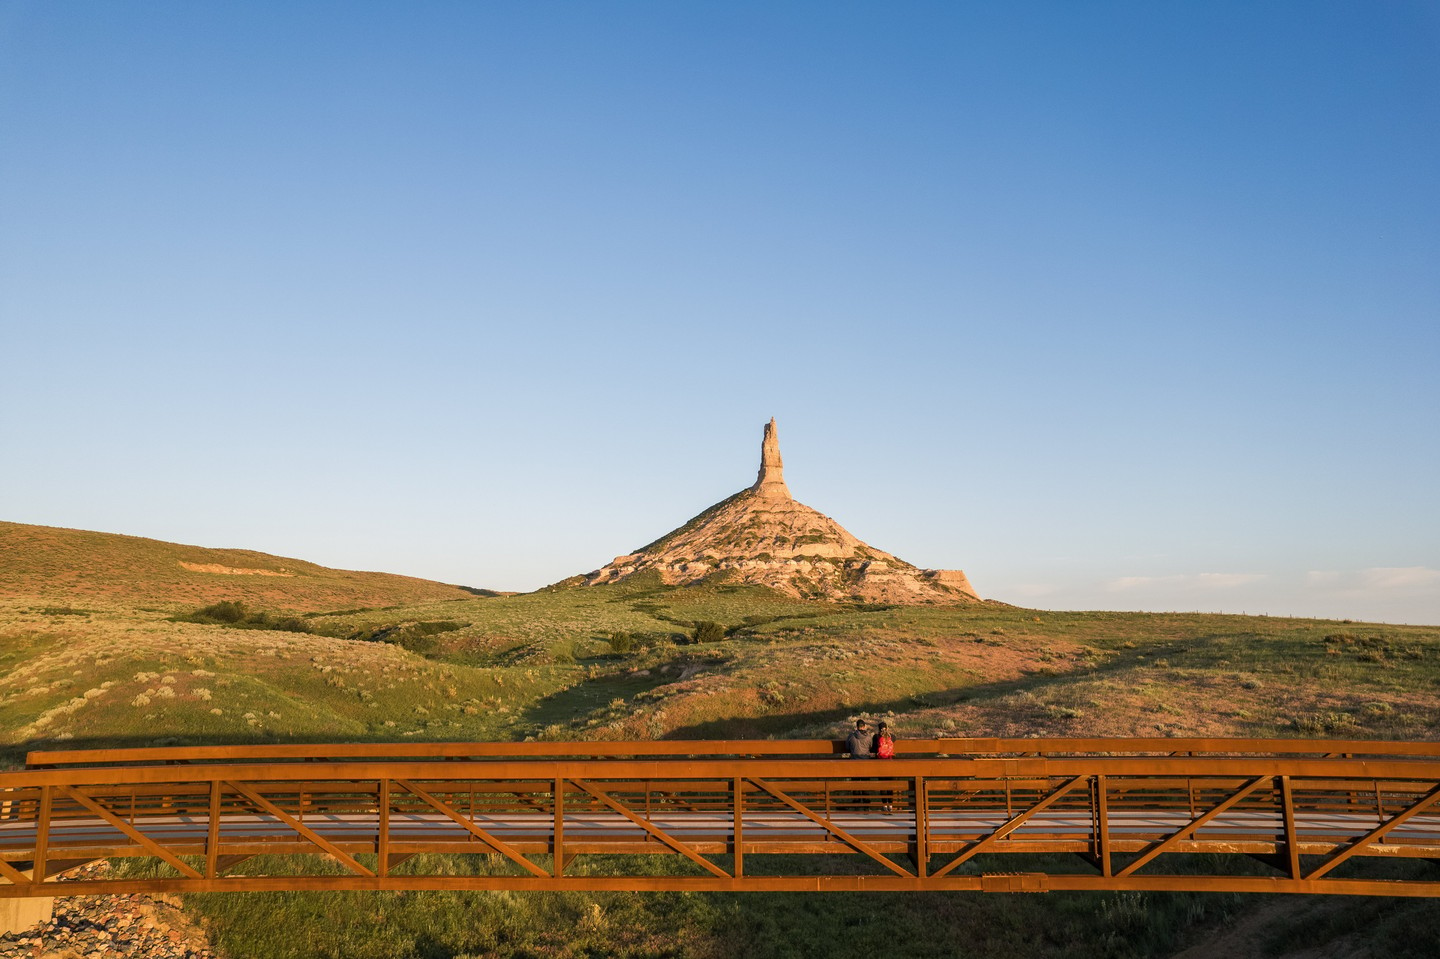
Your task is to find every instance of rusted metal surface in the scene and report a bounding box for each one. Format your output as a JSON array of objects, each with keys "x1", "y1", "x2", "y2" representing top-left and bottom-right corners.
[
  {"x1": 2, "y1": 740, "x2": 1438, "y2": 898},
  {"x1": 26, "y1": 737, "x2": 1440, "y2": 768}
]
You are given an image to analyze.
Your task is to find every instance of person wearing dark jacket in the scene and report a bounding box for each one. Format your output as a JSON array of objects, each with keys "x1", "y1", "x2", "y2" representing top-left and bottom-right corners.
[
  {"x1": 845, "y1": 719, "x2": 874, "y2": 758},
  {"x1": 843, "y1": 719, "x2": 876, "y2": 810}
]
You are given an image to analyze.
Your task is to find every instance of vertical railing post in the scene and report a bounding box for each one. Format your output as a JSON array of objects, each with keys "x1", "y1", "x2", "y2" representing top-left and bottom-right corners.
[
  {"x1": 733, "y1": 776, "x2": 744, "y2": 879},
  {"x1": 1280, "y1": 775, "x2": 1300, "y2": 880},
  {"x1": 914, "y1": 775, "x2": 928, "y2": 879},
  {"x1": 206, "y1": 780, "x2": 221, "y2": 879},
  {"x1": 35, "y1": 785, "x2": 51, "y2": 884},
  {"x1": 378, "y1": 779, "x2": 391, "y2": 878},
  {"x1": 553, "y1": 776, "x2": 565, "y2": 878},
  {"x1": 1095, "y1": 774, "x2": 1112, "y2": 877}
]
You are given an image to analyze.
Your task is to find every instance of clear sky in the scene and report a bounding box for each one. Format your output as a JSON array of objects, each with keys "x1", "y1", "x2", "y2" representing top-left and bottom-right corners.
[{"x1": 2, "y1": 2, "x2": 1437, "y2": 624}]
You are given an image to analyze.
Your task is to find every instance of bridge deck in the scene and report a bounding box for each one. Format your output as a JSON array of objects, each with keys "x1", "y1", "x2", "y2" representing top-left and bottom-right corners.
[{"x1": 2, "y1": 738, "x2": 1438, "y2": 897}]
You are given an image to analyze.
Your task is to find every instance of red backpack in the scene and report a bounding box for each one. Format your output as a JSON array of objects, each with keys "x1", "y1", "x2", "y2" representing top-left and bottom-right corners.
[{"x1": 876, "y1": 734, "x2": 895, "y2": 758}]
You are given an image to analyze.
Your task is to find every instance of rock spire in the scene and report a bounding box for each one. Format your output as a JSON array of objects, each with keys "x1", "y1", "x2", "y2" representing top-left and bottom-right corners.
[
  {"x1": 751, "y1": 417, "x2": 792, "y2": 501},
  {"x1": 581, "y1": 420, "x2": 981, "y2": 605}
]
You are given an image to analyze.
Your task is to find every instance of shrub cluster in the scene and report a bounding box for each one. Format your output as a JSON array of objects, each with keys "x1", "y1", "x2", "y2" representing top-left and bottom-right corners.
[
  {"x1": 691, "y1": 621, "x2": 727, "y2": 643},
  {"x1": 350, "y1": 620, "x2": 467, "y2": 655},
  {"x1": 173, "y1": 601, "x2": 310, "y2": 633}
]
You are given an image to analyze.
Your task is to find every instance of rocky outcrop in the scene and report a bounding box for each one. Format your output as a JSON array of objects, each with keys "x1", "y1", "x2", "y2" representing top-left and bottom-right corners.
[
  {"x1": 752, "y1": 417, "x2": 791, "y2": 501},
  {"x1": 584, "y1": 420, "x2": 980, "y2": 604}
]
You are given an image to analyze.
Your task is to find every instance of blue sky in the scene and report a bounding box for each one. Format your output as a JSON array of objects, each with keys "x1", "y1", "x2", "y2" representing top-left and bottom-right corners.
[{"x1": 3, "y1": 2, "x2": 1437, "y2": 623}]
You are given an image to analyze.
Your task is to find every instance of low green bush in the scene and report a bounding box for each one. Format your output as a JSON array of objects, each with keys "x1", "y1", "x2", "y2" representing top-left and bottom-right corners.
[
  {"x1": 349, "y1": 620, "x2": 468, "y2": 655},
  {"x1": 173, "y1": 601, "x2": 310, "y2": 633},
  {"x1": 692, "y1": 620, "x2": 727, "y2": 643}
]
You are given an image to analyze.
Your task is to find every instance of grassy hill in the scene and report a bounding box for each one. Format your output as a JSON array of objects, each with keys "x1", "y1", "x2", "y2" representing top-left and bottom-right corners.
[
  {"x1": 0, "y1": 521, "x2": 481, "y2": 611},
  {"x1": 4, "y1": 575, "x2": 1437, "y2": 762},
  {"x1": 2, "y1": 525, "x2": 1438, "y2": 957}
]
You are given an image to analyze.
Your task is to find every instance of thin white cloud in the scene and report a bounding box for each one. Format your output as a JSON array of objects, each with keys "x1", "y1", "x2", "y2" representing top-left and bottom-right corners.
[
  {"x1": 1003, "y1": 582, "x2": 1062, "y2": 598},
  {"x1": 1357, "y1": 567, "x2": 1440, "y2": 591},
  {"x1": 1106, "y1": 572, "x2": 1267, "y2": 593},
  {"x1": 992, "y1": 568, "x2": 1440, "y2": 624},
  {"x1": 1306, "y1": 567, "x2": 1440, "y2": 593}
]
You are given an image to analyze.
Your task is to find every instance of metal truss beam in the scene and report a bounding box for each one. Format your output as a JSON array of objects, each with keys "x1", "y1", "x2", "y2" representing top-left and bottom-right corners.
[{"x1": 0, "y1": 742, "x2": 1436, "y2": 899}]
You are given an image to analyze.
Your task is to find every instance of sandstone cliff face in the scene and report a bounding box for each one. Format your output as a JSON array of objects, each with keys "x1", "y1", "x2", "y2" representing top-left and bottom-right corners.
[{"x1": 584, "y1": 419, "x2": 980, "y2": 605}]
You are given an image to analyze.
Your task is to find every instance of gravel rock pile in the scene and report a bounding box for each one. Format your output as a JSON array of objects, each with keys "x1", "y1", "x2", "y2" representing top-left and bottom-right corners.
[{"x1": 1, "y1": 865, "x2": 215, "y2": 959}]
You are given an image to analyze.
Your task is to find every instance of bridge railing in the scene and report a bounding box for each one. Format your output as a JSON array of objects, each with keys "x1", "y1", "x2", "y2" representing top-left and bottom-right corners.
[
  {"x1": 25, "y1": 736, "x2": 1440, "y2": 768},
  {"x1": 2, "y1": 746, "x2": 1439, "y2": 897}
]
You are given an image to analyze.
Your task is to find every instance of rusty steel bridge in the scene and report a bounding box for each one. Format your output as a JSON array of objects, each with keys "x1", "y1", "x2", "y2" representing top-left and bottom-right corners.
[{"x1": 2, "y1": 738, "x2": 1439, "y2": 899}]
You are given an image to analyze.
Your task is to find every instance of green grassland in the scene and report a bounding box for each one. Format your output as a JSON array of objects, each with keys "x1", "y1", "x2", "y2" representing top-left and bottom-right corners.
[
  {"x1": 2, "y1": 523, "x2": 1439, "y2": 957},
  {"x1": 6, "y1": 576, "x2": 1436, "y2": 762},
  {"x1": 0, "y1": 521, "x2": 479, "y2": 611}
]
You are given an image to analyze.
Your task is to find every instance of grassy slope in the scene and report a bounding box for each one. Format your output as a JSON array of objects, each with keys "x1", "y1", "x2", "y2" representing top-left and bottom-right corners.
[
  {"x1": 11, "y1": 581, "x2": 1436, "y2": 761},
  {"x1": 2, "y1": 530, "x2": 1439, "y2": 958},
  {"x1": 0, "y1": 521, "x2": 478, "y2": 611}
]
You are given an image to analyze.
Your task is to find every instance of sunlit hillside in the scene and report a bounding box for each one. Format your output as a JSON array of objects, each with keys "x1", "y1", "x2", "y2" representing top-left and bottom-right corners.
[
  {"x1": 2, "y1": 523, "x2": 1438, "y2": 958},
  {"x1": 0, "y1": 521, "x2": 481, "y2": 611}
]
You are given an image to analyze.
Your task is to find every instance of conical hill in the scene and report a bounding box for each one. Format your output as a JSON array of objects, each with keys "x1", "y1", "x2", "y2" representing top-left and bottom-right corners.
[{"x1": 585, "y1": 420, "x2": 979, "y2": 604}]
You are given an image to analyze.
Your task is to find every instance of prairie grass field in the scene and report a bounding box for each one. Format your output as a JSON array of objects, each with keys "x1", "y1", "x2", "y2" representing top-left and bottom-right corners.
[
  {"x1": 5, "y1": 575, "x2": 1438, "y2": 764},
  {"x1": 106, "y1": 853, "x2": 1440, "y2": 959},
  {"x1": 3, "y1": 523, "x2": 1439, "y2": 956}
]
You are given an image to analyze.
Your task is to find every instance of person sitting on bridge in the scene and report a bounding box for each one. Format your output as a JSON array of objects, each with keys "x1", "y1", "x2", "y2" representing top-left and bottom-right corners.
[
  {"x1": 874, "y1": 721, "x2": 895, "y2": 759},
  {"x1": 845, "y1": 719, "x2": 874, "y2": 759},
  {"x1": 874, "y1": 721, "x2": 897, "y2": 813}
]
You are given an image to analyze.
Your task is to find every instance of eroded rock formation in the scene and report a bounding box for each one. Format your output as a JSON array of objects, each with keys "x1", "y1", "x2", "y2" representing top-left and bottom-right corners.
[
  {"x1": 584, "y1": 420, "x2": 980, "y2": 604},
  {"x1": 752, "y1": 417, "x2": 791, "y2": 501}
]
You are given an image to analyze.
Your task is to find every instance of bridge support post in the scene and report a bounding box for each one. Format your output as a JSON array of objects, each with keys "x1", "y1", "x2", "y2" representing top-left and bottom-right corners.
[
  {"x1": 1280, "y1": 775, "x2": 1300, "y2": 880},
  {"x1": 378, "y1": 779, "x2": 391, "y2": 878},
  {"x1": 0, "y1": 867, "x2": 52, "y2": 936},
  {"x1": 206, "y1": 780, "x2": 221, "y2": 878},
  {"x1": 912, "y1": 776, "x2": 927, "y2": 877},
  {"x1": 553, "y1": 777, "x2": 565, "y2": 878},
  {"x1": 34, "y1": 786, "x2": 51, "y2": 886},
  {"x1": 733, "y1": 777, "x2": 743, "y2": 878},
  {"x1": 1093, "y1": 775, "x2": 1112, "y2": 877},
  {"x1": 0, "y1": 895, "x2": 52, "y2": 935}
]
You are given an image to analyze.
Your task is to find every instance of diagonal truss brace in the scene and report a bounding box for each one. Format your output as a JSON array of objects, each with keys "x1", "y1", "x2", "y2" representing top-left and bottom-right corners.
[
  {"x1": 749, "y1": 777, "x2": 914, "y2": 878},
  {"x1": 568, "y1": 779, "x2": 730, "y2": 878},
  {"x1": 58, "y1": 785, "x2": 202, "y2": 879},
  {"x1": 1117, "y1": 777, "x2": 1268, "y2": 878},
  {"x1": 0, "y1": 858, "x2": 32, "y2": 886},
  {"x1": 1305, "y1": 781, "x2": 1440, "y2": 881},
  {"x1": 225, "y1": 781, "x2": 374, "y2": 878},
  {"x1": 931, "y1": 776, "x2": 1086, "y2": 879},
  {"x1": 393, "y1": 779, "x2": 550, "y2": 878}
]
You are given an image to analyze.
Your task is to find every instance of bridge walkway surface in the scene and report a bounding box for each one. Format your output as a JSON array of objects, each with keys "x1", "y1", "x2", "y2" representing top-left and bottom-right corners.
[{"x1": 2, "y1": 738, "x2": 1438, "y2": 899}]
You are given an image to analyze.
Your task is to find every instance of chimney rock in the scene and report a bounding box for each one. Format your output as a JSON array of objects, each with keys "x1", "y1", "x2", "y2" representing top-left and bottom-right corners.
[
  {"x1": 752, "y1": 417, "x2": 792, "y2": 501},
  {"x1": 580, "y1": 418, "x2": 981, "y2": 605}
]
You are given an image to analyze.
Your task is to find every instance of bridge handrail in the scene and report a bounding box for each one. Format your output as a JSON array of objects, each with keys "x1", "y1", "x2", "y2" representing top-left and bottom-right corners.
[
  {"x1": 6, "y1": 752, "x2": 1440, "y2": 789},
  {"x1": 25, "y1": 736, "x2": 1440, "y2": 769},
  {"x1": 5, "y1": 744, "x2": 1440, "y2": 900}
]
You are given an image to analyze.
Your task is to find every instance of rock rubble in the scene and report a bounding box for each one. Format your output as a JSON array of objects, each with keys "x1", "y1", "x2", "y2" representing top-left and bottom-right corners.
[{"x1": 1, "y1": 866, "x2": 214, "y2": 959}]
